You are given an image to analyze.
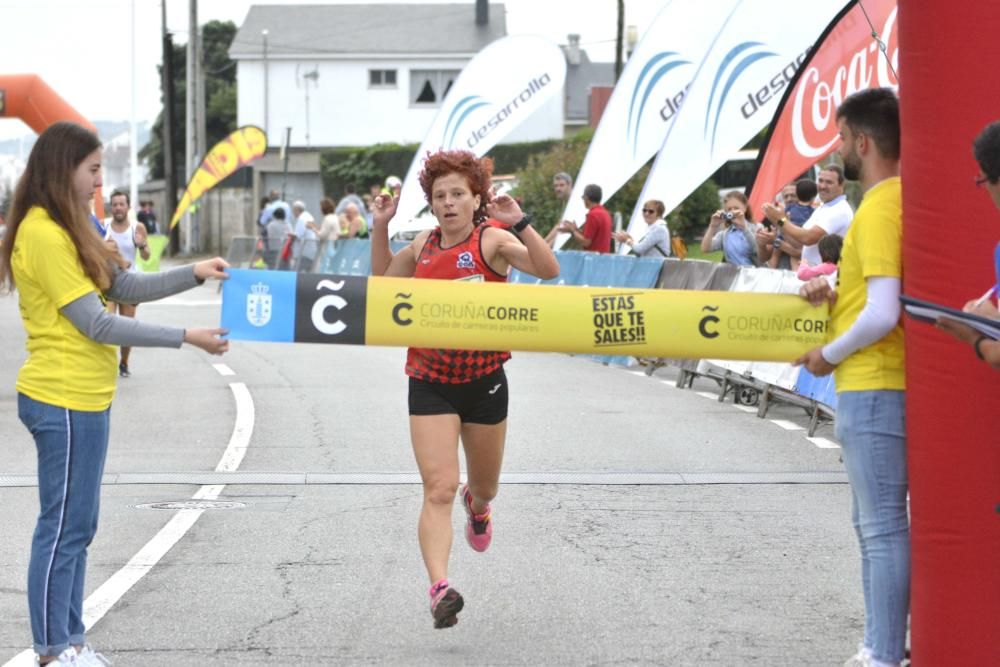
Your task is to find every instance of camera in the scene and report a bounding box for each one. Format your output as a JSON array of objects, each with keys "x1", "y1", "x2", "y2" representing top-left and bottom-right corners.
[{"x1": 721, "y1": 211, "x2": 735, "y2": 222}]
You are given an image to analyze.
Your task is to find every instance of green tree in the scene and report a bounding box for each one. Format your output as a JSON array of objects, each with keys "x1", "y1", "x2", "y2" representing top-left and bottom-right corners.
[
  {"x1": 511, "y1": 129, "x2": 592, "y2": 239},
  {"x1": 141, "y1": 20, "x2": 238, "y2": 180},
  {"x1": 667, "y1": 178, "x2": 722, "y2": 242}
]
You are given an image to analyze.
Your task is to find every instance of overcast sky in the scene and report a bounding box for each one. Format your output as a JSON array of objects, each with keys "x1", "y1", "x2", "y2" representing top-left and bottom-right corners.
[{"x1": 0, "y1": 0, "x2": 667, "y2": 140}]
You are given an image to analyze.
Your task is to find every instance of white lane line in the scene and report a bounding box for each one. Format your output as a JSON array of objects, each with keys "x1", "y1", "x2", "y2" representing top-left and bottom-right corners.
[
  {"x1": 807, "y1": 436, "x2": 841, "y2": 449},
  {"x1": 2, "y1": 381, "x2": 254, "y2": 667},
  {"x1": 696, "y1": 391, "x2": 718, "y2": 400},
  {"x1": 770, "y1": 419, "x2": 805, "y2": 431},
  {"x1": 628, "y1": 371, "x2": 647, "y2": 377},
  {"x1": 212, "y1": 364, "x2": 235, "y2": 376},
  {"x1": 733, "y1": 405, "x2": 757, "y2": 413},
  {"x1": 213, "y1": 383, "x2": 254, "y2": 473}
]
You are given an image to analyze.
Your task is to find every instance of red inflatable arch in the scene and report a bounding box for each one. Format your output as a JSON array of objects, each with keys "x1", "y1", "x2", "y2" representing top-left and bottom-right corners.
[
  {"x1": 900, "y1": 1, "x2": 1000, "y2": 663},
  {"x1": 0, "y1": 74, "x2": 104, "y2": 216}
]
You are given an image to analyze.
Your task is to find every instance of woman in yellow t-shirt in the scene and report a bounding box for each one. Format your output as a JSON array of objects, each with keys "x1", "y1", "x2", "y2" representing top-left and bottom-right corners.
[{"x1": 0, "y1": 122, "x2": 230, "y2": 666}]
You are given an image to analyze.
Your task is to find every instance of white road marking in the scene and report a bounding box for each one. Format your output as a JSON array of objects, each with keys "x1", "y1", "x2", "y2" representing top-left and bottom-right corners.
[
  {"x1": 696, "y1": 391, "x2": 719, "y2": 400},
  {"x1": 807, "y1": 436, "x2": 841, "y2": 449},
  {"x1": 733, "y1": 405, "x2": 757, "y2": 413},
  {"x1": 212, "y1": 364, "x2": 235, "y2": 376},
  {"x1": 770, "y1": 419, "x2": 805, "y2": 431},
  {"x1": 2, "y1": 381, "x2": 254, "y2": 667}
]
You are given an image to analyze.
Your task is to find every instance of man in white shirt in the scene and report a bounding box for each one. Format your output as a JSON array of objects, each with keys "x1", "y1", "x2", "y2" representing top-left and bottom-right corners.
[
  {"x1": 761, "y1": 164, "x2": 854, "y2": 266},
  {"x1": 290, "y1": 200, "x2": 318, "y2": 271}
]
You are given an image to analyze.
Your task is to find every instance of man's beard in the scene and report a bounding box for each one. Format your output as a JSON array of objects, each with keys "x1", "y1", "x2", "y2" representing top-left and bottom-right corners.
[
  {"x1": 113, "y1": 213, "x2": 127, "y2": 223},
  {"x1": 843, "y1": 154, "x2": 861, "y2": 182}
]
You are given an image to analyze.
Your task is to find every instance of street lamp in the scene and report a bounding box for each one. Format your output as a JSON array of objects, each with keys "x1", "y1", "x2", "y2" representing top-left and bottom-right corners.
[{"x1": 262, "y1": 28, "x2": 269, "y2": 139}]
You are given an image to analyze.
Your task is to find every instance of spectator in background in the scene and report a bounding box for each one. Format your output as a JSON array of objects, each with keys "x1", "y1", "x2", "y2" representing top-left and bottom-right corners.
[
  {"x1": 258, "y1": 189, "x2": 291, "y2": 229},
  {"x1": 543, "y1": 171, "x2": 575, "y2": 247},
  {"x1": 796, "y1": 233, "x2": 842, "y2": 280},
  {"x1": 313, "y1": 197, "x2": 340, "y2": 243},
  {"x1": 796, "y1": 88, "x2": 907, "y2": 667},
  {"x1": 552, "y1": 171, "x2": 572, "y2": 202},
  {"x1": 780, "y1": 182, "x2": 797, "y2": 208},
  {"x1": 339, "y1": 202, "x2": 368, "y2": 239},
  {"x1": 614, "y1": 199, "x2": 671, "y2": 257},
  {"x1": 136, "y1": 200, "x2": 158, "y2": 235},
  {"x1": 762, "y1": 165, "x2": 853, "y2": 267},
  {"x1": 560, "y1": 184, "x2": 612, "y2": 253},
  {"x1": 264, "y1": 205, "x2": 291, "y2": 269},
  {"x1": 383, "y1": 175, "x2": 402, "y2": 198},
  {"x1": 935, "y1": 119, "x2": 1000, "y2": 369},
  {"x1": 700, "y1": 191, "x2": 763, "y2": 266},
  {"x1": 291, "y1": 200, "x2": 317, "y2": 271},
  {"x1": 334, "y1": 183, "x2": 366, "y2": 215},
  {"x1": 767, "y1": 178, "x2": 818, "y2": 270}
]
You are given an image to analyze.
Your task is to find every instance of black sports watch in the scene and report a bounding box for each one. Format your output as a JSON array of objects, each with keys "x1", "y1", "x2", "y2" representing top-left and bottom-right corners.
[{"x1": 512, "y1": 213, "x2": 532, "y2": 233}]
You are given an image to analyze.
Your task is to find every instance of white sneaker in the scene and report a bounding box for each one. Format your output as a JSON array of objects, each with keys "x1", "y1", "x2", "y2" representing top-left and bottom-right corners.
[
  {"x1": 35, "y1": 648, "x2": 80, "y2": 665},
  {"x1": 843, "y1": 645, "x2": 872, "y2": 667},
  {"x1": 77, "y1": 646, "x2": 111, "y2": 666}
]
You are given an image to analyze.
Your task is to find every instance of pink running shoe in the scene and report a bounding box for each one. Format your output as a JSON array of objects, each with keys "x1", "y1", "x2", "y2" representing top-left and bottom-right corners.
[
  {"x1": 460, "y1": 484, "x2": 493, "y2": 552},
  {"x1": 429, "y1": 579, "x2": 464, "y2": 629}
]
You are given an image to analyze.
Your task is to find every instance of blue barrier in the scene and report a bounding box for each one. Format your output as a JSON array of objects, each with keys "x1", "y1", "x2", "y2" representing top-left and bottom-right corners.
[
  {"x1": 794, "y1": 368, "x2": 839, "y2": 411},
  {"x1": 317, "y1": 239, "x2": 409, "y2": 275}
]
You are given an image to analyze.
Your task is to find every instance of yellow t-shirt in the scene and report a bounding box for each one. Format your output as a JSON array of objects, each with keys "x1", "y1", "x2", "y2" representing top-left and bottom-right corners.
[
  {"x1": 830, "y1": 177, "x2": 905, "y2": 391},
  {"x1": 12, "y1": 207, "x2": 118, "y2": 411}
]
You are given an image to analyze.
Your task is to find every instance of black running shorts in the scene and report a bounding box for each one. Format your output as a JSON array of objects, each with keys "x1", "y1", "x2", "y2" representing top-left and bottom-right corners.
[{"x1": 408, "y1": 367, "x2": 508, "y2": 424}]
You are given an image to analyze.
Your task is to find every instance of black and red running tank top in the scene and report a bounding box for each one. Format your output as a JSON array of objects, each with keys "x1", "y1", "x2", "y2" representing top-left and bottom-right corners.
[{"x1": 406, "y1": 224, "x2": 511, "y2": 384}]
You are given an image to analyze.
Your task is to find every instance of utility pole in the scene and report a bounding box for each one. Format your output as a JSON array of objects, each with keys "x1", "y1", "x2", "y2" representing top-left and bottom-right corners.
[
  {"x1": 195, "y1": 17, "x2": 207, "y2": 252},
  {"x1": 262, "y1": 29, "x2": 269, "y2": 141},
  {"x1": 129, "y1": 0, "x2": 139, "y2": 210},
  {"x1": 161, "y1": 0, "x2": 179, "y2": 254},
  {"x1": 184, "y1": 0, "x2": 197, "y2": 254},
  {"x1": 615, "y1": 0, "x2": 625, "y2": 82},
  {"x1": 281, "y1": 127, "x2": 291, "y2": 201}
]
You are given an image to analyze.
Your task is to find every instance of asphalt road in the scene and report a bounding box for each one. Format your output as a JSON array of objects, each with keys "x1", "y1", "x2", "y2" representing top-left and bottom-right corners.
[{"x1": 0, "y1": 271, "x2": 860, "y2": 666}]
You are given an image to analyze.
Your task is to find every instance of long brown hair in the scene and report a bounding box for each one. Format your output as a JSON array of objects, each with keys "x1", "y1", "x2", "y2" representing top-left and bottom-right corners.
[{"x1": 1, "y1": 122, "x2": 124, "y2": 293}]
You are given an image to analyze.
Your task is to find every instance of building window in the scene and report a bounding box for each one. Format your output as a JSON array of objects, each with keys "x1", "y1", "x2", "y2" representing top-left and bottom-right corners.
[
  {"x1": 410, "y1": 70, "x2": 459, "y2": 106},
  {"x1": 369, "y1": 69, "x2": 397, "y2": 88}
]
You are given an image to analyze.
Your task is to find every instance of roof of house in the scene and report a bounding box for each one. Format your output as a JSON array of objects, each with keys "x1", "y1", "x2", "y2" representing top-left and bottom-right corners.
[
  {"x1": 229, "y1": 3, "x2": 507, "y2": 58},
  {"x1": 561, "y1": 47, "x2": 615, "y2": 122}
]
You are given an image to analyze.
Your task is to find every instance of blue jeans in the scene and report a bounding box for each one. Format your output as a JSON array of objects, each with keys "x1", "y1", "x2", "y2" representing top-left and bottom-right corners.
[
  {"x1": 835, "y1": 390, "x2": 909, "y2": 664},
  {"x1": 18, "y1": 394, "x2": 110, "y2": 657}
]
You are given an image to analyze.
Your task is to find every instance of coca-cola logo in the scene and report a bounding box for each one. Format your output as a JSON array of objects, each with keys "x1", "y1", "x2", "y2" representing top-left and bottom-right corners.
[{"x1": 791, "y1": 5, "x2": 899, "y2": 158}]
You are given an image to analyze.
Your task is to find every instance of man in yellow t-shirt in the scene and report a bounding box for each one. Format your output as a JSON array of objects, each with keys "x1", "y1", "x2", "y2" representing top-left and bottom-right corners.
[{"x1": 796, "y1": 88, "x2": 908, "y2": 667}]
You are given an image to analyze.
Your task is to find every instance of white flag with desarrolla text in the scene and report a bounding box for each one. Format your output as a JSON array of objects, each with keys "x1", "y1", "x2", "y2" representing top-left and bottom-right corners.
[
  {"x1": 554, "y1": 0, "x2": 742, "y2": 250},
  {"x1": 622, "y1": 0, "x2": 848, "y2": 254},
  {"x1": 390, "y1": 35, "x2": 566, "y2": 236}
]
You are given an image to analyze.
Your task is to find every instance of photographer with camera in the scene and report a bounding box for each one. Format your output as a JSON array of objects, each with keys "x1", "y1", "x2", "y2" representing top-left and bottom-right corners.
[{"x1": 699, "y1": 191, "x2": 764, "y2": 266}]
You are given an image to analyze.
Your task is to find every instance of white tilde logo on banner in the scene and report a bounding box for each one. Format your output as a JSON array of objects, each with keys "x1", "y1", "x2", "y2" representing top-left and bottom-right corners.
[{"x1": 246, "y1": 283, "x2": 272, "y2": 327}]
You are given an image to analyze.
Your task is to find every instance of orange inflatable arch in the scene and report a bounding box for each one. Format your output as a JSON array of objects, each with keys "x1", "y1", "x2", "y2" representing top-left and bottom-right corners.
[{"x1": 0, "y1": 74, "x2": 104, "y2": 216}]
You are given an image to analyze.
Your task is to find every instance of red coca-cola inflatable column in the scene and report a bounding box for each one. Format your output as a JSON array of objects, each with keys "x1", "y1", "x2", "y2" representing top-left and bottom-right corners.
[{"x1": 899, "y1": 2, "x2": 1000, "y2": 662}]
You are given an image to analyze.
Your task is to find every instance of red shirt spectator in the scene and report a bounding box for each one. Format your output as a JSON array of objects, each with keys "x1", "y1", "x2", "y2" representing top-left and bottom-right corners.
[
  {"x1": 563, "y1": 183, "x2": 613, "y2": 253},
  {"x1": 582, "y1": 204, "x2": 612, "y2": 253}
]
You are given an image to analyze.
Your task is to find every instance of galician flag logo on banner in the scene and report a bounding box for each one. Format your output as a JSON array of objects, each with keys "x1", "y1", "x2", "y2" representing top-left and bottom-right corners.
[
  {"x1": 621, "y1": 0, "x2": 846, "y2": 254},
  {"x1": 390, "y1": 34, "x2": 566, "y2": 236},
  {"x1": 555, "y1": 0, "x2": 741, "y2": 249}
]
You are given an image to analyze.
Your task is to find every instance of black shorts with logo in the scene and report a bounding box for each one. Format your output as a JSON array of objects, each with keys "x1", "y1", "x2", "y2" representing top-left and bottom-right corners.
[{"x1": 408, "y1": 367, "x2": 508, "y2": 425}]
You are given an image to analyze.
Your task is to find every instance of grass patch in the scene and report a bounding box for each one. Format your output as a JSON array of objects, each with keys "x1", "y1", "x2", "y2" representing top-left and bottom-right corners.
[{"x1": 678, "y1": 241, "x2": 722, "y2": 263}]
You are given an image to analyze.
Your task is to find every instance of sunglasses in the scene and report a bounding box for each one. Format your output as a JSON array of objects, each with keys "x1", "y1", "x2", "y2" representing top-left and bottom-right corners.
[
  {"x1": 642, "y1": 208, "x2": 656, "y2": 214},
  {"x1": 975, "y1": 174, "x2": 990, "y2": 187}
]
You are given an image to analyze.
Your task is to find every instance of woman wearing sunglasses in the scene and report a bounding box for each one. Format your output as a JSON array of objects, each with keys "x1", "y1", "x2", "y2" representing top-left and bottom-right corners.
[{"x1": 613, "y1": 199, "x2": 671, "y2": 257}]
